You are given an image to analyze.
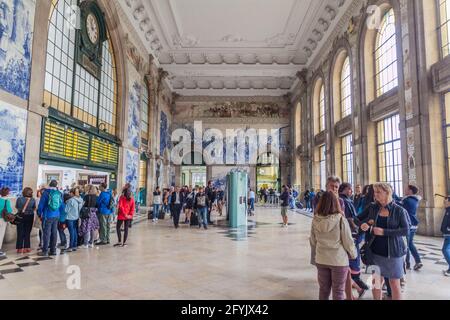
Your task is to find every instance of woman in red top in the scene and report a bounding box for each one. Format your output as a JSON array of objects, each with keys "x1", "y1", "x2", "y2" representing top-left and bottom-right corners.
[{"x1": 114, "y1": 184, "x2": 135, "y2": 247}]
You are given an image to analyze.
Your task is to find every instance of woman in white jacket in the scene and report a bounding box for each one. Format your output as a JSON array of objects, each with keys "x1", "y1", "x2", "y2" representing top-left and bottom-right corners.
[{"x1": 310, "y1": 191, "x2": 357, "y2": 300}]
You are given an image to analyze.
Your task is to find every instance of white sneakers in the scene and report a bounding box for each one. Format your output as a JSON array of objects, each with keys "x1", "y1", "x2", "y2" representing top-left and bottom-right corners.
[
  {"x1": 81, "y1": 244, "x2": 95, "y2": 249},
  {"x1": 443, "y1": 270, "x2": 450, "y2": 277}
]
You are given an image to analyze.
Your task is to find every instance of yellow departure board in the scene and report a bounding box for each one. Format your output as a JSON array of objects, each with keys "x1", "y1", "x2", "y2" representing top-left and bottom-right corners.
[
  {"x1": 42, "y1": 120, "x2": 90, "y2": 162},
  {"x1": 91, "y1": 137, "x2": 119, "y2": 168},
  {"x1": 41, "y1": 119, "x2": 119, "y2": 169}
]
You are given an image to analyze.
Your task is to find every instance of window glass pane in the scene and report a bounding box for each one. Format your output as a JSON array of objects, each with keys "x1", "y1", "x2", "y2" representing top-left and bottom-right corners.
[
  {"x1": 377, "y1": 114, "x2": 403, "y2": 196},
  {"x1": 319, "y1": 84, "x2": 325, "y2": 132},
  {"x1": 375, "y1": 8, "x2": 398, "y2": 97},
  {"x1": 441, "y1": 1, "x2": 450, "y2": 57},
  {"x1": 341, "y1": 134, "x2": 353, "y2": 185},
  {"x1": 340, "y1": 57, "x2": 352, "y2": 118}
]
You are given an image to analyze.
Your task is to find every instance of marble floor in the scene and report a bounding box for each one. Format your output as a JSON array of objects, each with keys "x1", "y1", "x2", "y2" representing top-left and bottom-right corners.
[{"x1": 0, "y1": 207, "x2": 449, "y2": 300}]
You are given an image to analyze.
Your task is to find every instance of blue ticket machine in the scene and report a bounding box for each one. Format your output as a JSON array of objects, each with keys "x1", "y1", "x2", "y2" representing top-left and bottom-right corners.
[{"x1": 227, "y1": 171, "x2": 248, "y2": 228}]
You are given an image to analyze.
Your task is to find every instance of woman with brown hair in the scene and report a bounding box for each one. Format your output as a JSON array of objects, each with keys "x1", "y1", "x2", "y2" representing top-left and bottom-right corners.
[
  {"x1": 115, "y1": 184, "x2": 135, "y2": 247},
  {"x1": 15, "y1": 187, "x2": 37, "y2": 253},
  {"x1": 79, "y1": 185, "x2": 100, "y2": 249},
  {"x1": 310, "y1": 191, "x2": 357, "y2": 300}
]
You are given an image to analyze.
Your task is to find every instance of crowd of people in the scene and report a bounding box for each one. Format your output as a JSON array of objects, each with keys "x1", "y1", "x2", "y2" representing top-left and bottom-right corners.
[
  {"x1": 307, "y1": 176, "x2": 450, "y2": 300},
  {"x1": 0, "y1": 180, "x2": 137, "y2": 258},
  {"x1": 152, "y1": 181, "x2": 225, "y2": 230},
  {"x1": 0, "y1": 176, "x2": 449, "y2": 301}
]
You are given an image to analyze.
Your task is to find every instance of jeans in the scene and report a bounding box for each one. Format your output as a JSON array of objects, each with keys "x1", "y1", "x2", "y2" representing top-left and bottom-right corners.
[
  {"x1": 99, "y1": 214, "x2": 112, "y2": 243},
  {"x1": 153, "y1": 204, "x2": 160, "y2": 219},
  {"x1": 443, "y1": 236, "x2": 450, "y2": 271},
  {"x1": 66, "y1": 220, "x2": 78, "y2": 249},
  {"x1": 306, "y1": 200, "x2": 311, "y2": 210},
  {"x1": 349, "y1": 234, "x2": 364, "y2": 274},
  {"x1": 198, "y1": 207, "x2": 208, "y2": 227},
  {"x1": 406, "y1": 229, "x2": 422, "y2": 266},
  {"x1": 58, "y1": 225, "x2": 67, "y2": 247},
  {"x1": 250, "y1": 198, "x2": 255, "y2": 212},
  {"x1": 316, "y1": 264, "x2": 349, "y2": 300},
  {"x1": 16, "y1": 214, "x2": 33, "y2": 249},
  {"x1": 42, "y1": 217, "x2": 58, "y2": 254}
]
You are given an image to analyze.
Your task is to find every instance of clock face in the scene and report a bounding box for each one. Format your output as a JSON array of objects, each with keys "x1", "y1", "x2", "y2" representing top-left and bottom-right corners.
[{"x1": 86, "y1": 13, "x2": 99, "y2": 44}]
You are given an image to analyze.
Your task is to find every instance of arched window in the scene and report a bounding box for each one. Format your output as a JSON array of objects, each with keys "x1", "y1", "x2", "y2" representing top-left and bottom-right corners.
[
  {"x1": 319, "y1": 84, "x2": 325, "y2": 132},
  {"x1": 340, "y1": 56, "x2": 352, "y2": 118},
  {"x1": 44, "y1": 0, "x2": 118, "y2": 136},
  {"x1": 440, "y1": 0, "x2": 450, "y2": 57},
  {"x1": 375, "y1": 8, "x2": 398, "y2": 97}
]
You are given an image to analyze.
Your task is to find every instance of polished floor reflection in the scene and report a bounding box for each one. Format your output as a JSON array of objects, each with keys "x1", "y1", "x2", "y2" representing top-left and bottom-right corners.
[{"x1": 0, "y1": 207, "x2": 448, "y2": 300}]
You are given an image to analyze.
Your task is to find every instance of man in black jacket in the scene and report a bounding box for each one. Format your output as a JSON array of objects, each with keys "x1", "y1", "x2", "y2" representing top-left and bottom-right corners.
[
  {"x1": 339, "y1": 183, "x2": 369, "y2": 295},
  {"x1": 170, "y1": 186, "x2": 185, "y2": 229},
  {"x1": 205, "y1": 181, "x2": 215, "y2": 224}
]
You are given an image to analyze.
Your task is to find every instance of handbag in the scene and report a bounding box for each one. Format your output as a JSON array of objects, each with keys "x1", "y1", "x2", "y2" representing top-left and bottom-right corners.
[
  {"x1": 360, "y1": 211, "x2": 380, "y2": 266},
  {"x1": 33, "y1": 212, "x2": 42, "y2": 229},
  {"x1": 10, "y1": 198, "x2": 31, "y2": 226}
]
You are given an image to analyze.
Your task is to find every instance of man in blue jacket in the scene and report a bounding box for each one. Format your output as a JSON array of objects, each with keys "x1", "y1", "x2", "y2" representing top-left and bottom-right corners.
[
  {"x1": 400, "y1": 185, "x2": 423, "y2": 271},
  {"x1": 37, "y1": 180, "x2": 64, "y2": 256},
  {"x1": 96, "y1": 183, "x2": 113, "y2": 245}
]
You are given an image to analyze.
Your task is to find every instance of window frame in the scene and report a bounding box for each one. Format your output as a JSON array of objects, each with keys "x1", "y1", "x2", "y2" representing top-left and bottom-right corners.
[
  {"x1": 341, "y1": 134, "x2": 353, "y2": 186},
  {"x1": 340, "y1": 56, "x2": 352, "y2": 119},
  {"x1": 319, "y1": 84, "x2": 326, "y2": 133},
  {"x1": 376, "y1": 114, "x2": 403, "y2": 197},
  {"x1": 374, "y1": 8, "x2": 399, "y2": 98}
]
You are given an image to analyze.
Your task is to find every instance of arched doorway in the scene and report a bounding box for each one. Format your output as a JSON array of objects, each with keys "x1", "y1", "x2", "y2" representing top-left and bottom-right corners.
[
  {"x1": 181, "y1": 152, "x2": 207, "y2": 187},
  {"x1": 256, "y1": 152, "x2": 280, "y2": 192}
]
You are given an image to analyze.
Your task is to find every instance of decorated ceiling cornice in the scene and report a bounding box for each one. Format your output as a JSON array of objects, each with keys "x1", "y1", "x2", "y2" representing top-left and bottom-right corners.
[{"x1": 119, "y1": 0, "x2": 355, "y2": 96}]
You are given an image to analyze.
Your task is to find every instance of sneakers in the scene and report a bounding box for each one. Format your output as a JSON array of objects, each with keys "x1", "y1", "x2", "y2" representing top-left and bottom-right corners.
[
  {"x1": 37, "y1": 251, "x2": 49, "y2": 257},
  {"x1": 17, "y1": 249, "x2": 23, "y2": 254},
  {"x1": 113, "y1": 243, "x2": 122, "y2": 247},
  {"x1": 89, "y1": 244, "x2": 95, "y2": 248},
  {"x1": 443, "y1": 270, "x2": 450, "y2": 277},
  {"x1": 413, "y1": 263, "x2": 423, "y2": 271},
  {"x1": 81, "y1": 245, "x2": 89, "y2": 249},
  {"x1": 121, "y1": 243, "x2": 128, "y2": 248}
]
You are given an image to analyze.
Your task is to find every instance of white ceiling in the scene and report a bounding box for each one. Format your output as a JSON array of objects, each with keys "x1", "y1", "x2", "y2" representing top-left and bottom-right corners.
[{"x1": 121, "y1": 0, "x2": 352, "y2": 96}]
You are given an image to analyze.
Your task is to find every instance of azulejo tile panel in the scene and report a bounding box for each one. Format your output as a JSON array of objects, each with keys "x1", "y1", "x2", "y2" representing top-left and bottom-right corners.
[
  {"x1": 127, "y1": 82, "x2": 141, "y2": 149},
  {"x1": 0, "y1": 0, "x2": 35, "y2": 100},
  {"x1": 0, "y1": 101, "x2": 27, "y2": 196}
]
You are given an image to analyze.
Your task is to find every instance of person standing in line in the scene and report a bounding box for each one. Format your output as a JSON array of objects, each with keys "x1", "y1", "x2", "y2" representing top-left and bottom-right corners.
[
  {"x1": 65, "y1": 188, "x2": 83, "y2": 252},
  {"x1": 194, "y1": 186, "x2": 208, "y2": 230},
  {"x1": 338, "y1": 183, "x2": 369, "y2": 298},
  {"x1": 57, "y1": 193, "x2": 70, "y2": 251},
  {"x1": 110, "y1": 188, "x2": 119, "y2": 223},
  {"x1": 152, "y1": 187, "x2": 162, "y2": 222},
  {"x1": 79, "y1": 185, "x2": 100, "y2": 249},
  {"x1": 442, "y1": 198, "x2": 450, "y2": 277},
  {"x1": 217, "y1": 188, "x2": 225, "y2": 216},
  {"x1": 248, "y1": 188, "x2": 256, "y2": 215},
  {"x1": 37, "y1": 180, "x2": 64, "y2": 257},
  {"x1": 280, "y1": 186, "x2": 290, "y2": 227},
  {"x1": 15, "y1": 187, "x2": 36, "y2": 254},
  {"x1": 0, "y1": 187, "x2": 13, "y2": 258},
  {"x1": 170, "y1": 186, "x2": 185, "y2": 229},
  {"x1": 115, "y1": 184, "x2": 135, "y2": 247},
  {"x1": 96, "y1": 183, "x2": 113, "y2": 245},
  {"x1": 398, "y1": 185, "x2": 423, "y2": 271},
  {"x1": 310, "y1": 191, "x2": 357, "y2": 300},
  {"x1": 355, "y1": 183, "x2": 409, "y2": 300}
]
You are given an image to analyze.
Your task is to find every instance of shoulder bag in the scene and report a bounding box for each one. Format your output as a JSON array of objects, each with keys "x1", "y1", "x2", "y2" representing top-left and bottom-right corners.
[
  {"x1": 360, "y1": 210, "x2": 380, "y2": 266},
  {"x1": 10, "y1": 198, "x2": 30, "y2": 225}
]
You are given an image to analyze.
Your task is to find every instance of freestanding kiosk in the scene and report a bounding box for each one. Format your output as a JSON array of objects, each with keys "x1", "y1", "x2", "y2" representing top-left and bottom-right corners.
[{"x1": 226, "y1": 170, "x2": 248, "y2": 228}]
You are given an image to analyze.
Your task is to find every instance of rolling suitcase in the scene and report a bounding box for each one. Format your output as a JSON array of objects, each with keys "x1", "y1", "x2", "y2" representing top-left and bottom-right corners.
[{"x1": 190, "y1": 212, "x2": 199, "y2": 226}]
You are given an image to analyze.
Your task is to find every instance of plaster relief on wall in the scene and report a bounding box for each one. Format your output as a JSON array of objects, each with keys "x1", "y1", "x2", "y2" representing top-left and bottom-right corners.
[{"x1": 174, "y1": 102, "x2": 290, "y2": 119}]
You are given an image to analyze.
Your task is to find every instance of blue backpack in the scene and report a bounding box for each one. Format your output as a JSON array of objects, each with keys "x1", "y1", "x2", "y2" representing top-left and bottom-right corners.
[{"x1": 47, "y1": 190, "x2": 62, "y2": 211}]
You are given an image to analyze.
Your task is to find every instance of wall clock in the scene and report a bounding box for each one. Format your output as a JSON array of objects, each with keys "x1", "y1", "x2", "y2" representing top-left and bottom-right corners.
[{"x1": 76, "y1": 1, "x2": 107, "y2": 78}]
